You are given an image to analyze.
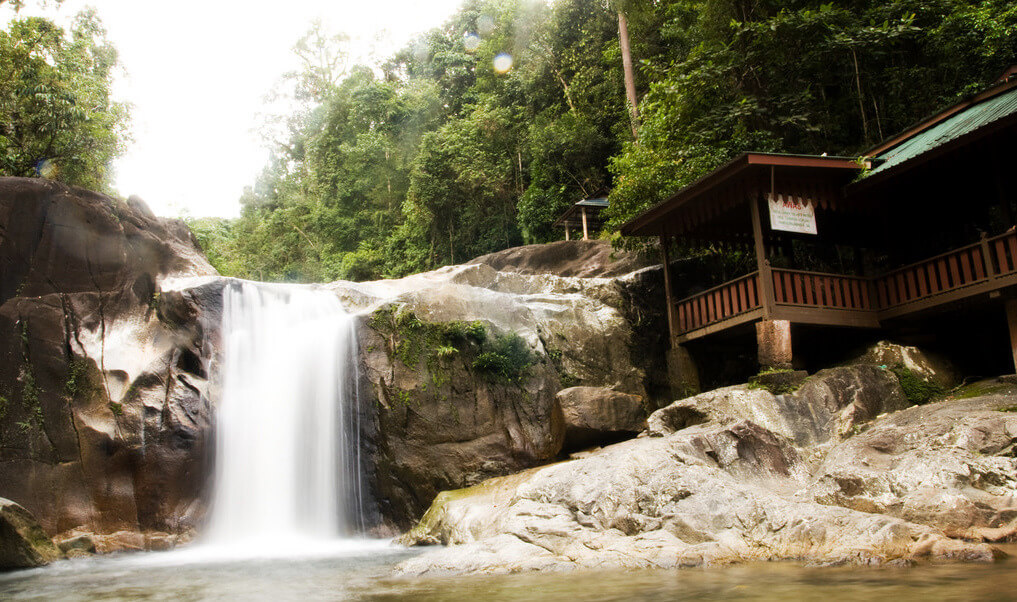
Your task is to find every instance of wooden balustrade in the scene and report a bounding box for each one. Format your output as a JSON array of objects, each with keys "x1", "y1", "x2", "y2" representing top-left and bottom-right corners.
[
  {"x1": 771, "y1": 269, "x2": 872, "y2": 310},
  {"x1": 875, "y1": 241, "x2": 990, "y2": 309},
  {"x1": 991, "y1": 230, "x2": 1017, "y2": 275},
  {"x1": 676, "y1": 272, "x2": 760, "y2": 334},
  {"x1": 674, "y1": 231, "x2": 1017, "y2": 336}
]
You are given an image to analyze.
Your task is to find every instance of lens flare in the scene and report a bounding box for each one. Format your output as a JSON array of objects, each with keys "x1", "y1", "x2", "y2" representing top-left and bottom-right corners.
[
  {"x1": 493, "y1": 53, "x2": 513, "y2": 74},
  {"x1": 478, "y1": 15, "x2": 496, "y2": 36},
  {"x1": 36, "y1": 159, "x2": 58, "y2": 179},
  {"x1": 463, "y1": 32, "x2": 480, "y2": 52}
]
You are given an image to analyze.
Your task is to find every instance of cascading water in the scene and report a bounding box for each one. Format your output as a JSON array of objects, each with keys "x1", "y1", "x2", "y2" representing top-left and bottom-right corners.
[{"x1": 205, "y1": 280, "x2": 367, "y2": 551}]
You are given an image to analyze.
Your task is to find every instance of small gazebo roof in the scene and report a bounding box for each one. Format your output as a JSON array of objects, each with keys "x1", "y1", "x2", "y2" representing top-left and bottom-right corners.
[
  {"x1": 619, "y1": 153, "x2": 862, "y2": 238},
  {"x1": 554, "y1": 197, "x2": 609, "y2": 229}
]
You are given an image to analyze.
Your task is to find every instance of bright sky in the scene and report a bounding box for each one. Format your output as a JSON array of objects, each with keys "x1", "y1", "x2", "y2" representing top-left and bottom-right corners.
[{"x1": 2, "y1": 0, "x2": 466, "y2": 218}]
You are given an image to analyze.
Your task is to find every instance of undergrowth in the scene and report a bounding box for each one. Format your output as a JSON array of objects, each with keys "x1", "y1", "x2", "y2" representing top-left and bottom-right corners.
[{"x1": 370, "y1": 305, "x2": 536, "y2": 387}]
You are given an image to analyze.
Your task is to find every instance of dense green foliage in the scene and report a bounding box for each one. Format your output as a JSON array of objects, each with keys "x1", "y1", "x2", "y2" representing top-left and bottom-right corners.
[
  {"x1": 188, "y1": 0, "x2": 1017, "y2": 281},
  {"x1": 0, "y1": 6, "x2": 129, "y2": 191},
  {"x1": 607, "y1": 0, "x2": 1017, "y2": 227}
]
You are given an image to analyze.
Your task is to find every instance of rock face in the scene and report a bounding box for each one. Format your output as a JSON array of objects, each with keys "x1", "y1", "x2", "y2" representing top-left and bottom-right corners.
[
  {"x1": 469, "y1": 240, "x2": 653, "y2": 279},
  {"x1": 0, "y1": 178, "x2": 221, "y2": 544},
  {"x1": 398, "y1": 368, "x2": 1013, "y2": 575},
  {"x1": 0, "y1": 497, "x2": 63, "y2": 570},
  {"x1": 556, "y1": 386, "x2": 646, "y2": 451},
  {"x1": 648, "y1": 365, "x2": 910, "y2": 445},
  {"x1": 329, "y1": 259, "x2": 660, "y2": 529},
  {"x1": 809, "y1": 395, "x2": 1017, "y2": 541}
]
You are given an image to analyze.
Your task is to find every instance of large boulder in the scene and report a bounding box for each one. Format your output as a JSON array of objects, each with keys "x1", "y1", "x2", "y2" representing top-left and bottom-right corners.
[
  {"x1": 847, "y1": 340, "x2": 960, "y2": 389},
  {"x1": 809, "y1": 395, "x2": 1017, "y2": 540},
  {"x1": 468, "y1": 240, "x2": 653, "y2": 279},
  {"x1": 648, "y1": 365, "x2": 910, "y2": 446},
  {"x1": 398, "y1": 413, "x2": 998, "y2": 576},
  {"x1": 335, "y1": 260, "x2": 659, "y2": 528},
  {"x1": 0, "y1": 178, "x2": 222, "y2": 546},
  {"x1": 556, "y1": 386, "x2": 646, "y2": 451},
  {"x1": 0, "y1": 497, "x2": 63, "y2": 570},
  {"x1": 397, "y1": 371, "x2": 1013, "y2": 576}
]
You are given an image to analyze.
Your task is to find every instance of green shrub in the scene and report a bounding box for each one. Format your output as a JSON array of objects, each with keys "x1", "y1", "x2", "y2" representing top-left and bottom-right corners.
[{"x1": 472, "y1": 333, "x2": 535, "y2": 382}]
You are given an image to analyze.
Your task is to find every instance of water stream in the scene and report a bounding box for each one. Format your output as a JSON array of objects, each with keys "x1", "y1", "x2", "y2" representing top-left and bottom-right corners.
[
  {"x1": 205, "y1": 280, "x2": 369, "y2": 554},
  {"x1": 2, "y1": 547, "x2": 1015, "y2": 601}
]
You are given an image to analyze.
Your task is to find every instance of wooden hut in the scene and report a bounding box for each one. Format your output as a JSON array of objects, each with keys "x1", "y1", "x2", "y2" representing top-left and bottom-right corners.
[
  {"x1": 555, "y1": 197, "x2": 608, "y2": 241},
  {"x1": 621, "y1": 70, "x2": 1017, "y2": 392}
]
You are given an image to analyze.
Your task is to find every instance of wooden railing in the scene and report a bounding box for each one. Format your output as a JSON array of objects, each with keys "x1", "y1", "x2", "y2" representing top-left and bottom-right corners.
[
  {"x1": 673, "y1": 230, "x2": 1017, "y2": 336},
  {"x1": 676, "y1": 272, "x2": 760, "y2": 333},
  {"x1": 772, "y1": 269, "x2": 873, "y2": 310},
  {"x1": 875, "y1": 234, "x2": 1004, "y2": 309},
  {"x1": 991, "y1": 229, "x2": 1017, "y2": 276}
]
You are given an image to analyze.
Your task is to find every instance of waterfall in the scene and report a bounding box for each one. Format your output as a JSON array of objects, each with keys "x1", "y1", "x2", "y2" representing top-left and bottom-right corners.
[{"x1": 206, "y1": 280, "x2": 366, "y2": 549}]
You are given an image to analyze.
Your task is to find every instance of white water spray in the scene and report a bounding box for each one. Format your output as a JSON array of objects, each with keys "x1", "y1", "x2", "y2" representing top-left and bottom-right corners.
[{"x1": 205, "y1": 281, "x2": 366, "y2": 550}]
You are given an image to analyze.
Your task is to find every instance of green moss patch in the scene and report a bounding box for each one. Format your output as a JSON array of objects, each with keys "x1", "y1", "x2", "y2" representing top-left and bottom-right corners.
[
  {"x1": 370, "y1": 305, "x2": 536, "y2": 387},
  {"x1": 889, "y1": 364, "x2": 945, "y2": 405},
  {"x1": 747, "y1": 368, "x2": 804, "y2": 395}
]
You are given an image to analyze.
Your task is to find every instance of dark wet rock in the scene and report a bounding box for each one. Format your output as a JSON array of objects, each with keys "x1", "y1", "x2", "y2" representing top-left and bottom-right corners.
[
  {"x1": 0, "y1": 497, "x2": 63, "y2": 570},
  {"x1": 556, "y1": 386, "x2": 646, "y2": 451},
  {"x1": 752, "y1": 369, "x2": 808, "y2": 393},
  {"x1": 0, "y1": 177, "x2": 222, "y2": 540}
]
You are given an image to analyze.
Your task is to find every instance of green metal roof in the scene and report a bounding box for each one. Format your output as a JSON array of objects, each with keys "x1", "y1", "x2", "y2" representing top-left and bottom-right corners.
[{"x1": 869, "y1": 85, "x2": 1017, "y2": 176}]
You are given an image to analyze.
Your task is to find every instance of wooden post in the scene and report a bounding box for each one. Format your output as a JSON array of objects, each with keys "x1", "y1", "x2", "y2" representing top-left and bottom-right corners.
[
  {"x1": 582, "y1": 207, "x2": 589, "y2": 241},
  {"x1": 750, "y1": 176, "x2": 775, "y2": 319},
  {"x1": 981, "y1": 232, "x2": 996, "y2": 278},
  {"x1": 1007, "y1": 299, "x2": 1017, "y2": 374},
  {"x1": 660, "y1": 236, "x2": 678, "y2": 347},
  {"x1": 565, "y1": 226, "x2": 570, "y2": 241}
]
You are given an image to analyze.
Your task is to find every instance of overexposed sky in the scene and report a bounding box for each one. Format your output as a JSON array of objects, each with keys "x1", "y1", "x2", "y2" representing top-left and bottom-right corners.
[{"x1": 2, "y1": 0, "x2": 465, "y2": 218}]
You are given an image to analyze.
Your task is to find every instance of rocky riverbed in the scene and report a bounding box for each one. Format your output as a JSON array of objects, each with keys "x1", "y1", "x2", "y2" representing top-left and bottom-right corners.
[
  {"x1": 2, "y1": 177, "x2": 1015, "y2": 577},
  {"x1": 396, "y1": 370, "x2": 1017, "y2": 575}
]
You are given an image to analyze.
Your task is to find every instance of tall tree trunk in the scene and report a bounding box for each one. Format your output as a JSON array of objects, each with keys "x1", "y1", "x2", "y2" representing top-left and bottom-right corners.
[
  {"x1": 851, "y1": 47, "x2": 870, "y2": 145},
  {"x1": 618, "y1": 11, "x2": 639, "y2": 140}
]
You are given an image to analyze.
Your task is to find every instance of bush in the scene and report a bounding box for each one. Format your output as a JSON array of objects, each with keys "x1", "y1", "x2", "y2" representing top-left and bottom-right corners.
[{"x1": 472, "y1": 333, "x2": 535, "y2": 382}]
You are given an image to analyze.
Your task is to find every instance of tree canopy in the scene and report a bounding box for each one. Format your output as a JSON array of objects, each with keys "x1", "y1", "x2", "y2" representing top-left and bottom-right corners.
[
  {"x1": 0, "y1": 6, "x2": 129, "y2": 191},
  {"x1": 180, "y1": 1, "x2": 1017, "y2": 281}
]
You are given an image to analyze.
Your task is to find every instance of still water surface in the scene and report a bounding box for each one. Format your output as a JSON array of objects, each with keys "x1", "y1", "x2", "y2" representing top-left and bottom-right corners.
[{"x1": 1, "y1": 544, "x2": 1015, "y2": 601}]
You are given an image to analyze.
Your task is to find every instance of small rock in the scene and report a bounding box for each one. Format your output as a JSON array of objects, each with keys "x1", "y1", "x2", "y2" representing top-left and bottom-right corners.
[
  {"x1": 0, "y1": 498, "x2": 63, "y2": 571},
  {"x1": 56, "y1": 533, "x2": 96, "y2": 556}
]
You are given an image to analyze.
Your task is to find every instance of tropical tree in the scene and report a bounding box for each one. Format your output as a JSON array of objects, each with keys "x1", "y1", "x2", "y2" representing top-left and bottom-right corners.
[{"x1": 0, "y1": 9, "x2": 129, "y2": 191}]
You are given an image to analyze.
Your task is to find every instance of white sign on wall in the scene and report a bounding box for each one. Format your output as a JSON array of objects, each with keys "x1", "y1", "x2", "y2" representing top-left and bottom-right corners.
[{"x1": 767, "y1": 193, "x2": 817, "y2": 235}]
